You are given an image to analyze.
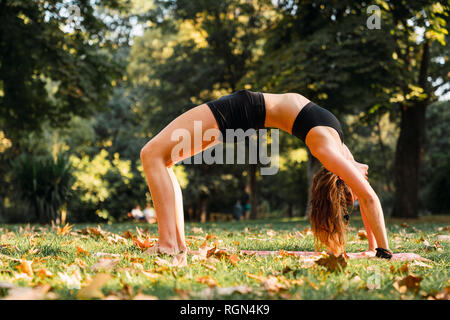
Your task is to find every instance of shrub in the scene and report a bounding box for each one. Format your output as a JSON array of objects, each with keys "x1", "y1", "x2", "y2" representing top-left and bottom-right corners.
[{"x1": 12, "y1": 153, "x2": 73, "y2": 223}]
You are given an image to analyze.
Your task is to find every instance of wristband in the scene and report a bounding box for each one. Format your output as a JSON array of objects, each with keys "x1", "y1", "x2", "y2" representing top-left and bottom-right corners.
[{"x1": 375, "y1": 247, "x2": 393, "y2": 260}]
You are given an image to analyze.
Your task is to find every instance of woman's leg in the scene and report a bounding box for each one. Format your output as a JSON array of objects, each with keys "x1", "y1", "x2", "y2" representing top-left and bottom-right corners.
[
  {"x1": 167, "y1": 165, "x2": 186, "y2": 251},
  {"x1": 140, "y1": 104, "x2": 221, "y2": 254}
]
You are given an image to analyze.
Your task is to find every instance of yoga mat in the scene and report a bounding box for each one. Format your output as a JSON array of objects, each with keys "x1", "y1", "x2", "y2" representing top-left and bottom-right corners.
[
  {"x1": 189, "y1": 249, "x2": 430, "y2": 262},
  {"x1": 239, "y1": 250, "x2": 430, "y2": 262}
]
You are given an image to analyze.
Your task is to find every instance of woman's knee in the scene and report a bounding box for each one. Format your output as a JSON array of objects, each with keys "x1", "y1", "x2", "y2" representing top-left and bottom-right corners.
[{"x1": 140, "y1": 140, "x2": 164, "y2": 164}]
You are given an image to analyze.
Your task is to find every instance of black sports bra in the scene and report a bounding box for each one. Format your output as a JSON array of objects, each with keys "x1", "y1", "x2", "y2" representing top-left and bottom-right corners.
[{"x1": 291, "y1": 102, "x2": 344, "y2": 143}]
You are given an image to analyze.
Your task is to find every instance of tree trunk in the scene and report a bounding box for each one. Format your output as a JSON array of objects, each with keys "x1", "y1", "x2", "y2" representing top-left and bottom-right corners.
[
  {"x1": 392, "y1": 103, "x2": 426, "y2": 218},
  {"x1": 305, "y1": 150, "x2": 321, "y2": 216},
  {"x1": 286, "y1": 203, "x2": 293, "y2": 218},
  {"x1": 393, "y1": 40, "x2": 429, "y2": 218},
  {"x1": 198, "y1": 197, "x2": 208, "y2": 223}
]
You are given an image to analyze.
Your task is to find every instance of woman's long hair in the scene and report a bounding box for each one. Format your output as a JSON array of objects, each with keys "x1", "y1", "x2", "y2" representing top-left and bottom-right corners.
[{"x1": 309, "y1": 167, "x2": 354, "y2": 256}]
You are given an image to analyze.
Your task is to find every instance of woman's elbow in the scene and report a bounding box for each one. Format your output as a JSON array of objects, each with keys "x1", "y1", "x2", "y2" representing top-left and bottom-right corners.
[{"x1": 358, "y1": 191, "x2": 378, "y2": 206}]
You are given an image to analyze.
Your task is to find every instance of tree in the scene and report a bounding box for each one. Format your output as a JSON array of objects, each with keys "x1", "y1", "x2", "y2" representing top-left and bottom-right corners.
[
  {"x1": 382, "y1": 1, "x2": 449, "y2": 217},
  {"x1": 0, "y1": 0, "x2": 126, "y2": 144},
  {"x1": 253, "y1": 0, "x2": 449, "y2": 217},
  {"x1": 130, "y1": 0, "x2": 276, "y2": 220}
]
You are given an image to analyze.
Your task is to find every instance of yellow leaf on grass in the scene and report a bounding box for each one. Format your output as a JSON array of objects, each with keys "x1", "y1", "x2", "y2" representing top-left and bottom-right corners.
[
  {"x1": 37, "y1": 268, "x2": 53, "y2": 279},
  {"x1": 77, "y1": 273, "x2": 112, "y2": 300},
  {"x1": 279, "y1": 249, "x2": 296, "y2": 257},
  {"x1": 16, "y1": 260, "x2": 33, "y2": 277},
  {"x1": 122, "y1": 231, "x2": 133, "y2": 239},
  {"x1": 196, "y1": 276, "x2": 218, "y2": 287},
  {"x1": 141, "y1": 271, "x2": 161, "y2": 283},
  {"x1": 357, "y1": 230, "x2": 368, "y2": 240},
  {"x1": 57, "y1": 223, "x2": 73, "y2": 235},
  {"x1": 245, "y1": 272, "x2": 265, "y2": 281},
  {"x1": 76, "y1": 246, "x2": 90, "y2": 256},
  {"x1": 132, "y1": 236, "x2": 154, "y2": 250},
  {"x1": 227, "y1": 254, "x2": 239, "y2": 266},
  {"x1": 206, "y1": 234, "x2": 217, "y2": 241}
]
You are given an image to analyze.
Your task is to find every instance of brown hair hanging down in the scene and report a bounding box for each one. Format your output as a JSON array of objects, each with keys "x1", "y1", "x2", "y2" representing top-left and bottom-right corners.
[{"x1": 309, "y1": 167, "x2": 354, "y2": 256}]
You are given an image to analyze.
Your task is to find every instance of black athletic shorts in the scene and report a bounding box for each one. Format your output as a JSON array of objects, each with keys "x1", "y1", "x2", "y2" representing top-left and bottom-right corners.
[{"x1": 206, "y1": 89, "x2": 266, "y2": 143}]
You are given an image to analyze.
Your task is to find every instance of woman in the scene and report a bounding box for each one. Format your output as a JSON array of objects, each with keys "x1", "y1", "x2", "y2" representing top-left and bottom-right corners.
[{"x1": 140, "y1": 89, "x2": 393, "y2": 259}]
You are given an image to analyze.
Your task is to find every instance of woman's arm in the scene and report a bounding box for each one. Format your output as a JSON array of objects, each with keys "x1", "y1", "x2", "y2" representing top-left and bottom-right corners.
[
  {"x1": 342, "y1": 144, "x2": 376, "y2": 250},
  {"x1": 360, "y1": 204, "x2": 377, "y2": 251},
  {"x1": 312, "y1": 146, "x2": 390, "y2": 251}
]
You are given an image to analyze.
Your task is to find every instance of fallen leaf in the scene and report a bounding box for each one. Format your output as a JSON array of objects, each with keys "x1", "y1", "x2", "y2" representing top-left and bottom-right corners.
[
  {"x1": 245, "y1": 272, "x2": 265, "y2": 281},
  {"x1": 390, "y1": 262, "x2": 409, "y2": 274},
  {"x1": 201, "y1": 263, "x2": 217, "y2": 272},
  {"x1": 227, "y1": 254, "x2": 239, "y2": 266},
  {"x1": 16, "y1": 260, "x2": 33, "y2": 277},
  {"x1": 410, "y1": 261, "x2": 433, "y2": 268},
  {"x1": 132, "y1": 236, "x2": 155, "y2": 250},
  {"x1": 357, "y1": 230, "x2": 368, "y2": 240},
  {"x1": 133, "y1": 293, "x2": 159, "y2": 300},
  {"x1": 266, "y1": 229, "x2": 277, "y2": 237},
  {"x1": 77, "y1": 273, "x2": 112, "y2": 300},
  {"x1": 90, "y1": 258, "x2": 119, "y2": 271},
  {"x1": 206, "y1": 234, "x2": 217, "y2": 241},
  {"x1": 2, "y1": 284, "x2": 51, "y2": 300},
  {"x1": 429, "y1": 287, "x2": 450, "y2": 300},
  {"x1": 393, "y1": 274, "x2": 423, "y2": 294},
  {"x1": 76, "y1": 246, "x2": 90, "y2": 256},
  {"x1": 0, "y1": 282, "x2": 15, "y2": 289},
  {"x1": 279, "y1": 249, "x2": 296, "y2": 257},
  {"x1": 315, "y1": 254, "x2": 347, "y2": 272},
  {"x1": 153, "y1": 255, "x2": 186, "y2": 268},
  {"x1": 57, "y1": 223, "x2": 73, "y2": 236},
  {"x1": 94, "y1": 252, "x2": 121, "y2": 258},
  {"x1": 174, "y1": 288, "x2": 190, "y2": 299},
  {"x1": 122, "y1": 231, "x2": 133, "y2": 239},
  {"x1": 58, "y1": 269, "x2": 82, "y2": 290},
  {"x1": 194, "y1": 285, "x2": 253, "y2": 299},
  {"x1": 27, "y1": 247, "x2": 40, "y2": 255},
  {"x1": 196, "y1": 276, "x2": 218, "y2": 287},
  {"x1": 37, "y1": 268, "x2": 53, "y2": 279},
  {"x1": 191, "y1": 227, "x2": 203, "y2": 234},
  {"x1": 262, "y1": 276, "x2": 287, "y2": 293},
  {"x1": 141, "y1": 271, "x2": 161, "y2": 283}
]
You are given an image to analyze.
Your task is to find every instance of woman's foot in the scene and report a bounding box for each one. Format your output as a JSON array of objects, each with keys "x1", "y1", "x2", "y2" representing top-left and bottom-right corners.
[{"x1": 144, "y1": 242, "x2": 179, "y2": 256}]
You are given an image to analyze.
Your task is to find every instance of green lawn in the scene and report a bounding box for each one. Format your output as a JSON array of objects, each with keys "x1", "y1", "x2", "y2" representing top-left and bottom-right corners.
[{"x1": 0, "y1": 216, "x2": 449, "y2": 300}]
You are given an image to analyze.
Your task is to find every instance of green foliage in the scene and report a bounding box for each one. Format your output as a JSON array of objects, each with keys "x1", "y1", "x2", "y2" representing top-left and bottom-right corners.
[
  {"x1": 422, "y1": 100, "x2": 450, "y2": 213},
  {"x1": 12, "y1": 152, "x2": 73, "y2": 223},
  {"x1": 69, "y1": 149, "x2": 136, "y2": 222},
  {"x1": 0, "y1": 0, "x2": 126, "y2": 142}
]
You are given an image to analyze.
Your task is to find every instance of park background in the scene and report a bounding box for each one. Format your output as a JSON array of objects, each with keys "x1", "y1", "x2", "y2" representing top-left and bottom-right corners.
[{"x1": 0, "y1": 0, "x2": 449, "y2": 225}]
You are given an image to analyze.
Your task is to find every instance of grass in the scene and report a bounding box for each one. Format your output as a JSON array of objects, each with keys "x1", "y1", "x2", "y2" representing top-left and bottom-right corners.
[{"x1": 0, "y1": 216, "x2": 449, "y2": 300}]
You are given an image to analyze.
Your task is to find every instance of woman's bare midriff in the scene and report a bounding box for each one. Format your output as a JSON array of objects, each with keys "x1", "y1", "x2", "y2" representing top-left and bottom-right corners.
[{"x1": 262, "y1": 92, "x2": 311, "y2": 134}]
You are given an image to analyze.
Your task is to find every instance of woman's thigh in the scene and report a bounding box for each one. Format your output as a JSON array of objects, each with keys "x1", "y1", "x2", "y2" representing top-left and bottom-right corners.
[{"x1": 144, "y1": 103, "x2": 222, "y2": 166}]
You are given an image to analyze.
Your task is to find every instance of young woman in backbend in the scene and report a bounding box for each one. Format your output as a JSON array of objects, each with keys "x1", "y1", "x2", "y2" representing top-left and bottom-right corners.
[{"x1": 139, "y1": 89, "x2": 393, "y2": 260}]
